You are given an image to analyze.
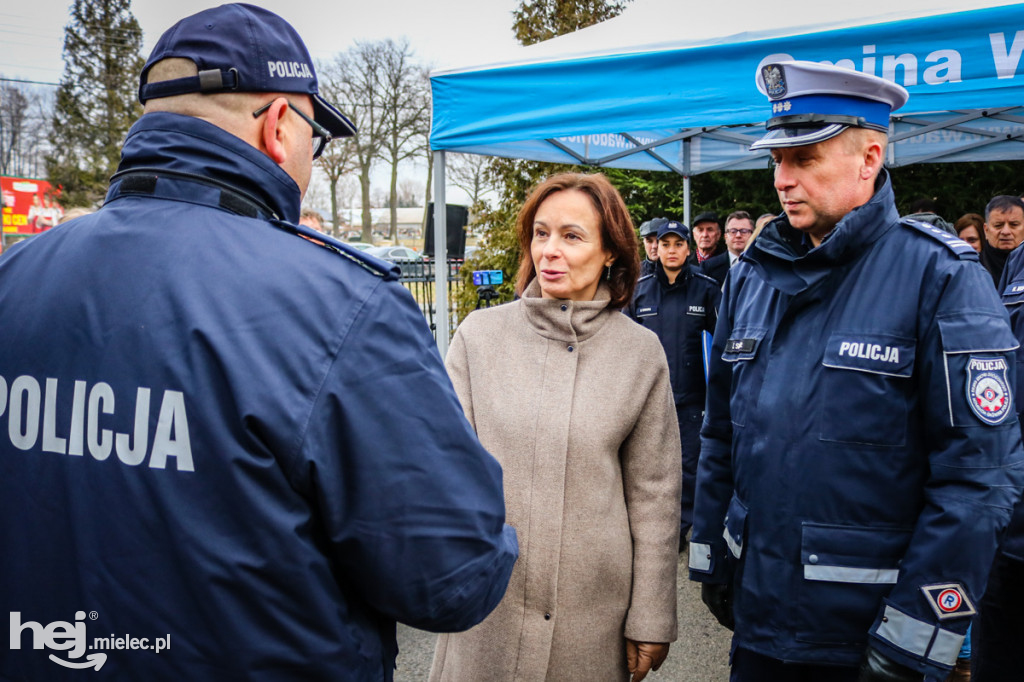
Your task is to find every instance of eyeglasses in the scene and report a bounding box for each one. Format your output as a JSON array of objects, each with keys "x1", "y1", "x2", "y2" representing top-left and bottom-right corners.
[
  {"x1": 252, "y1": 99, "x2": 332, "y2": 159},
  {"x1": 725, "y1": 228, "x2": 754, "y2": 236}
]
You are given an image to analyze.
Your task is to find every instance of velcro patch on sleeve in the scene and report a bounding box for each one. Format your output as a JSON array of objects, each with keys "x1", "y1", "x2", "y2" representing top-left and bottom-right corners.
[{"x1": 921, "y1": 583, "x2": 976, "y2": 620}]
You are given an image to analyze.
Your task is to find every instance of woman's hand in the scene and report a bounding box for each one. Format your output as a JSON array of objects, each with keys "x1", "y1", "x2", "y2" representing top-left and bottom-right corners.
[{"x1": 626, "y1": 639, "x2": 670, "y2": 681}]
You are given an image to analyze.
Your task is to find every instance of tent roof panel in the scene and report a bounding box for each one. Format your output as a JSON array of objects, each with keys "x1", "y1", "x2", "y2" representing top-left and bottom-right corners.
[{"x1": 430, "y1": 2, "x2": 1024, "y2": 172}]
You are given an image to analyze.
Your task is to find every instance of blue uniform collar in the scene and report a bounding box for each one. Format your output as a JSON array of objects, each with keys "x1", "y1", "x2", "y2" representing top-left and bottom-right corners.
[
  {"x1": 654, "y1": 260, "x2": 696, "y2": 289},
  {"x1": 746, "y1": 170, "x2": 899, "y2": 295},
  {"x1": 111, "y1": 112, "x2": 302, "y2": 223}
]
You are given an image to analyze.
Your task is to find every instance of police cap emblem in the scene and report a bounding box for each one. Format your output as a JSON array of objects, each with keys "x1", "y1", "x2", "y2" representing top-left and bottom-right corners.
[
  {"x1": 762, "y1": 64, "x2": 787, "y2": 99},
  {"x1": 966, "y1": 356, "x2": 1012, "y2": 425}
]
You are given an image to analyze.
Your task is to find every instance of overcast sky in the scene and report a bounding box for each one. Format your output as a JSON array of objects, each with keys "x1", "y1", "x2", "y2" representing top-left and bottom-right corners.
[
  {"x1": 3, "y1": 0, "x2": 1003, "y2": 85},
  {"x1": 1, "y1": 0, "x2": 525, "y2": 209},
  {"x1": 0, "y1": 0, "x2": 1006, "y2": 212},
  {"x1": 0, "y1": 0, "x2": 523, "y2": 84}
]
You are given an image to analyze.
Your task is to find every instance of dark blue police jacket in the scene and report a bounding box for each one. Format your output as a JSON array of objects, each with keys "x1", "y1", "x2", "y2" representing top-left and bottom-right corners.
[
  {"x1": 627, "y1": 263, "x2": 720, "y2": 407},
  {"x1": 0, "y1": 113, "x2": 517, "y2": 681},
  {"x1": 640, "y1": 258, "x2": 657, "y2": 277},
  {"x1": 689, "y1": 171, "x2": 1024, "y2": 678},
  {"x1": 997, "y1": 246, "x2": 1024, "y2": 562}
]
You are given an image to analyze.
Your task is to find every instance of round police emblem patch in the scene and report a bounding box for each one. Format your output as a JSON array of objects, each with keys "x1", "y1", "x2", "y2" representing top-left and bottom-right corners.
[
  {"x1": 922, "y1": 583, "x2": 976, "y2": 620},
  {"x1": 937, "y1": 589, "x2": 962, "y2": 613},
  {"x1": 966, "y1": 356, "x2": 1012, "y2": 425}
]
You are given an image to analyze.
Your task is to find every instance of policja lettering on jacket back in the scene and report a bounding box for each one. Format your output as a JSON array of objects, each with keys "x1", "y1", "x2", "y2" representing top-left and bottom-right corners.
[
  {"x1": 0, "y1": 5, "x2": 516, "y2": 680},
  {"x1": 0, "y1": 374, "x2": 194, "y2": 471}
]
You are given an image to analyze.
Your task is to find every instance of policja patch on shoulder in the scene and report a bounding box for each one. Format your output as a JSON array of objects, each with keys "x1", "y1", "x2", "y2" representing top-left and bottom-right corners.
[
  {"x1": 966, "y1": 356, "x2": 1012, "y2": 425},
  {"x1": 921, "y1": 583, "x2": 976, "y2": 620}
]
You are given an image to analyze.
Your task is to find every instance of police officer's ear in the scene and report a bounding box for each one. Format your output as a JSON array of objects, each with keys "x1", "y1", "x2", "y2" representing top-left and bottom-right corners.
[
  {"x1": 857, "y1": 131, "x2": 887, "y2": 181},
  {"x1": 258, "y1": 97, "x2": 292, "y2": 165}
]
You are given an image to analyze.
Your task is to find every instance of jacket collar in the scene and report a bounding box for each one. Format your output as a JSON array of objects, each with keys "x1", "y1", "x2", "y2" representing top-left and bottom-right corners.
[
  {"x1": 745, "y1": 169, "x2": 900, "y2": 295},
  {"x1": 655, "y1": 260, "x2": 695, "y2": 288},
  {"x1": 109, "y1": 112, "x2": 302, "y2": 223},
  {"x1": 519, "y1": 278, "x2": 613, "y2": 343}
]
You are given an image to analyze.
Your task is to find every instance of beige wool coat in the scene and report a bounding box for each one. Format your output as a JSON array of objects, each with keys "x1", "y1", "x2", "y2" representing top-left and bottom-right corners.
[{"x1": 429, "y1": 280, "x2": 682, "y2": 682}]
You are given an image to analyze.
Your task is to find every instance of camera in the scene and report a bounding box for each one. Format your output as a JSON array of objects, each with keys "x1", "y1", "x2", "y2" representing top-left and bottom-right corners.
[
  {"x1": 472, "y1": 270, "x2": 503, "y2": 308},
  {"x1": 472, "y1": 270, "x2": 503, "y2": 286}
]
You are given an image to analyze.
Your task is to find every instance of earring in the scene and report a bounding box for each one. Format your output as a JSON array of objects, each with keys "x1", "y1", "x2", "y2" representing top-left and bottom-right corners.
[{"x1": 605, "y1": 265, "x2": 612, "y2": 281}]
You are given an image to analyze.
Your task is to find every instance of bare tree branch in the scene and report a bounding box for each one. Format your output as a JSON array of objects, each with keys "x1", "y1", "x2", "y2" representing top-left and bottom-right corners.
[
  {"x1": 319, "y1": 42, "x2": 390, "y2": 243},
  {"x1": 375, "y1": 39, "x2": 430, "y2": 242},
  {"x1": 448, "y1": 153, "x2": 493, "y2": 209}
]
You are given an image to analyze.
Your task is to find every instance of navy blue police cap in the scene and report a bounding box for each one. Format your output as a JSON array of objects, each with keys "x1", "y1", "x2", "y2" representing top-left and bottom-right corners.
[
  {"x1": 138, "y1": 3, "x2": 356, "y2": 139},
  {"x1": 751, "y1": 60, "x2": 907, "y2": 151},
  {"x1": 640, "y1": 217, "x2": 669, "y2": 238},
  {"x1": 657, "y1": 220, "x2": 690, "y2": 241}
]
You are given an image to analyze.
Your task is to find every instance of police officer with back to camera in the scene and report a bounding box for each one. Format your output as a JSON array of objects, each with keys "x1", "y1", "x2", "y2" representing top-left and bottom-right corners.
[
  {"x1": 689, "y1": 60, "x2": 1024, "y2": 682},
  {"x1": 0, "y1": 5, "x2": 517, "y2": 681},
  {"x1": 628, "y1": 220, "x2": 720, "y2": 551}
]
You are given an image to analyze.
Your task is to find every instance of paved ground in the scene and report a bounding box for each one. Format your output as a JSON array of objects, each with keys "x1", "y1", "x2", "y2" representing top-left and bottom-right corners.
[{"x1": 394, "y1": 547, "x2": 732, "y2": 680}]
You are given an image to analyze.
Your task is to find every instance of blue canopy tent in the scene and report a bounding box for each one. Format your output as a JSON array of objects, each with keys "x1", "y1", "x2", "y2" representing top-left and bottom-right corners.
[{"x1": 427, "y1": 0, "x2": 1024, "y2": 353}]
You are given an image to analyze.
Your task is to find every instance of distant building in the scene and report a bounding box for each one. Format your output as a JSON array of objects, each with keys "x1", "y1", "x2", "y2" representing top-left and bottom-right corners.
[
  {"x1": 340, "y1": 207, "x2": 427, "y2": 241},
  {"x1": 372, "y1": 207, "x2": 427, "y2": 239}
]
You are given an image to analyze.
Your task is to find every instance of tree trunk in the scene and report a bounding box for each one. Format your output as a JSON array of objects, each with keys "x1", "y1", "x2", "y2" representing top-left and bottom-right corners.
[
  {"x1": 329, "y1": 175, "x2": 340, "y2": 238},
  {"x1": 423, "y1": 151, "x2": 434, "y2": 235},
  {"x1": 360, "y1": 169, "x2": 373, "y2": 243},
  {"x1": 389, "y1": 161, "x2": 400, "y2": 244}
]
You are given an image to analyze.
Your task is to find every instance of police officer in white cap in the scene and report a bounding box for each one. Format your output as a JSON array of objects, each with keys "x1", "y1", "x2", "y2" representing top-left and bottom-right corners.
[{"x1": 689, "y1": 60, "x2": 1024, "y2": 682}]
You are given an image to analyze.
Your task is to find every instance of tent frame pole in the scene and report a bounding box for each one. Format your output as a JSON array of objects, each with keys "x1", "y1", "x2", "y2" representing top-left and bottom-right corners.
[
  {"x1": 433, "y1": 150, "x2": 449, "y2": 358},
  {"x1": 683, "y1": 139, "x2": 692, "y2": 227}
]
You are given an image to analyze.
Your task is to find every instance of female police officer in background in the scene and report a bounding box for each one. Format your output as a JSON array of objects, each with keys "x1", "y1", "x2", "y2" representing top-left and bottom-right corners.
[
  {"x1": 429, "y1": 173, "x2": 682, "y2": 682},
  {"x1": 628, "y1": 220, "x2": 721, "y2": 551}
]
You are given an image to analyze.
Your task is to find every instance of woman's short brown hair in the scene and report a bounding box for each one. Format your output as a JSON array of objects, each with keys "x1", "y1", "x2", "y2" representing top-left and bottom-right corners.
[
  {"x1": 955, "y1": 212, "x2": 984, "y2": 233},
  {"x1": 514, "y1": 173, "x2": 639, "y2": 308}
]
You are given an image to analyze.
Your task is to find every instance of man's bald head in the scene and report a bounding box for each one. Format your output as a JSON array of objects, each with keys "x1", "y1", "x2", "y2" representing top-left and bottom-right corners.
[
  {"x1": 142, "y1": 57, "x2": 318, "y2": 197},
  {"x1": 143, "y1": 58, "x2": 268, "y2": 144}
]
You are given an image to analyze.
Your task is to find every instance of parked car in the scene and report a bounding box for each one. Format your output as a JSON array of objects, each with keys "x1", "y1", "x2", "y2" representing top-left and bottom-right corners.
[
  {"x1": 365, "y1": 245, "x2": 429, "y2": 278},
  {"x1": 346, "y1": 242, "x2": 374, "y2": 251}
]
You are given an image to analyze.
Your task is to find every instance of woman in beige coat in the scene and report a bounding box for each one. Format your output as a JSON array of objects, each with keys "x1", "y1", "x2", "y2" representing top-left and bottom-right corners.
[{"x1": 429, "y1": 173, "x2": 682, "y2": 682}]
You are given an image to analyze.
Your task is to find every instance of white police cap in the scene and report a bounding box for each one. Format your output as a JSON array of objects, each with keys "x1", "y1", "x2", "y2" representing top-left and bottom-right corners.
[{"x1": 751, "y1": 60, "x2": 908, "y2": 150}]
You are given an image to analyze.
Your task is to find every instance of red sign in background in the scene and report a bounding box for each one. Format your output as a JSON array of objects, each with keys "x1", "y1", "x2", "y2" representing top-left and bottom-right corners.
[{"x1": 2, "y1": 176, "x2": 63, "y2": 235}]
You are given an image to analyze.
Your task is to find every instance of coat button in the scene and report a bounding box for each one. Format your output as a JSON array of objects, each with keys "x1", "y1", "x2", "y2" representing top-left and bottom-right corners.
[
  {"x1": 544, "y1": 612, "x2": 552, "y2": 620},
  {"x1": 808, "y1": 554, "x2": 819, "y2": 564},
  {"x1": 567, "y1": 345, "x2": 574, "y2": 352},
  {"x1": 560, "y1": 304, "x2": 568, "y2": 311}
]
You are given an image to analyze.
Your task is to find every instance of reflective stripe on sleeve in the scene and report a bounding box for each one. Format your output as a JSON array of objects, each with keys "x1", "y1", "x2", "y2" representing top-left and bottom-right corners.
[
  {"x1": 723, "y1": 528, "x2": 742, "y2": 559},
  {"x1": 874, "y1": 605, "x2": 964, "y2": 666},
  {"x1": 804, "y1": 565, "x2": 899, "y2": 584},
  {"x1": 689, "y1": 542, "x2": 712, "y2": 572},
  {"x1": 930, "y1": 627, "x2": 965, "y2": 666}
]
